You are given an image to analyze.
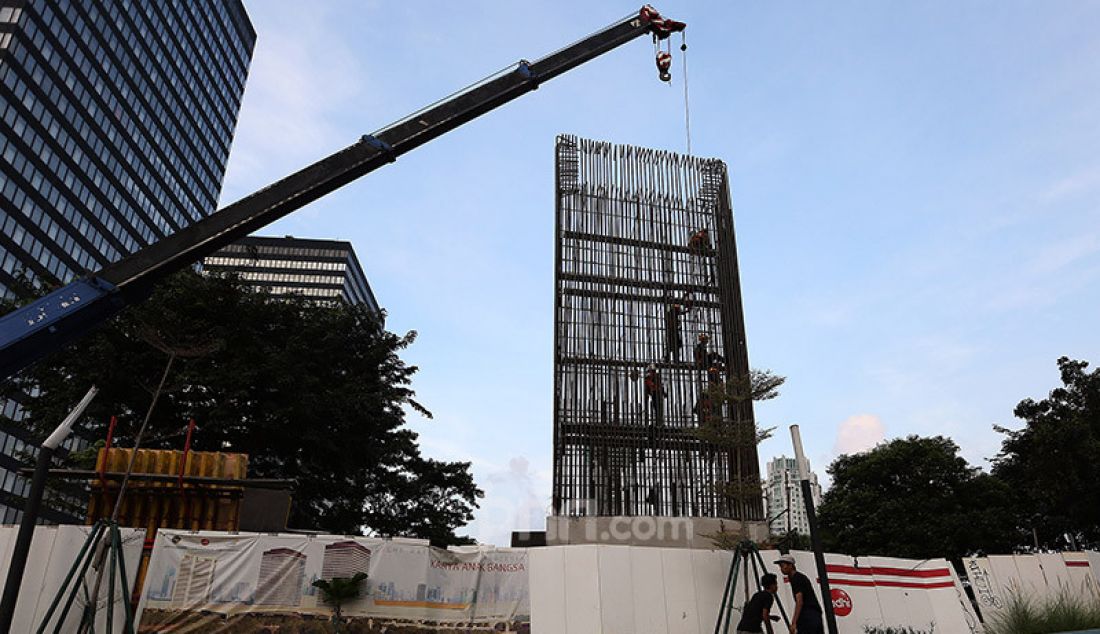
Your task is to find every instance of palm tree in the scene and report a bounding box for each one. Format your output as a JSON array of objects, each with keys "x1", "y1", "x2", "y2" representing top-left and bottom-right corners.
[{"x1": 311, "y1": 572, "x2": 368, "y2": 629}]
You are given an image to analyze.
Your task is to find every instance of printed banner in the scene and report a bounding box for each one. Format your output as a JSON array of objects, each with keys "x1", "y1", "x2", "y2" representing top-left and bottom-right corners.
[{"x1": 136, "y1": 529, "x2": 530, "y2": 633}]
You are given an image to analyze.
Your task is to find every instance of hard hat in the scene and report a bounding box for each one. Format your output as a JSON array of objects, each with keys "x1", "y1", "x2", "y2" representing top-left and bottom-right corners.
[{"x1": 647, "y1": 363, "x2": 656, "y2": 371}]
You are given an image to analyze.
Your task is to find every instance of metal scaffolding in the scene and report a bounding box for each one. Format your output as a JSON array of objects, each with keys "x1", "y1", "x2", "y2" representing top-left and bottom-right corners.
[{"x1": 552, "y1": 135, "x2": 762, "y2": 521}]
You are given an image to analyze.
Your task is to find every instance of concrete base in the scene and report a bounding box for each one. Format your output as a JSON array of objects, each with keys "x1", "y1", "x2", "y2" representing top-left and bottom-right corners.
[{"x1": 545, "y1": 515, "x2": 769, "y2": 550}]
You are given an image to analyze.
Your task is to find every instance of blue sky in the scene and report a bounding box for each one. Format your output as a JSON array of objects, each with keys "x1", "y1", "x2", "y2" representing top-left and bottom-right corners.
[{"x1": 225, "y1": 1, "x2": 1100, "y2": 545}]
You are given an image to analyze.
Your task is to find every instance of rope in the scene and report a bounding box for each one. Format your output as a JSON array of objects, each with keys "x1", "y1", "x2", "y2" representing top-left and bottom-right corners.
[{"x1": 681, "y1": 32, "x2": 692, "y2": 156}]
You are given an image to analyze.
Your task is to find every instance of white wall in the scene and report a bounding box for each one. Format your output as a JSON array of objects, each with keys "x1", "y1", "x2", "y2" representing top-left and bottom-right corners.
[
  {"x1": 0, "y1": 524, "x2": 145, "y2": 633},
  {"x1": 530, "y1": 546, "x2": 981, "y2": 634}
]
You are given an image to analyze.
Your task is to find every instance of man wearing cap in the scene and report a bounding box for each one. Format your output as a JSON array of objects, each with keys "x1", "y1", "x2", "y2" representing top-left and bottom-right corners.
[{"x1": 774, "y1": 554, "x2": 823, "y2": 634}]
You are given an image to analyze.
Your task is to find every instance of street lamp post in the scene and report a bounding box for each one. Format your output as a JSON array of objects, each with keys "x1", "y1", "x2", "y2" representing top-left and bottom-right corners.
[
  {"x1": 0, "y1": 386, "x2": 98, "y2": 632},
  {"x1": 789, "y1": 424, "x2": 839, "y2": 634}
]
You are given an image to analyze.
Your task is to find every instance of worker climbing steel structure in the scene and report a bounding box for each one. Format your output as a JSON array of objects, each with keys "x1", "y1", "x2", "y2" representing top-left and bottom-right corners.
[{"x1": 552, "y1": 135, "x2": 762, "y2": 521}]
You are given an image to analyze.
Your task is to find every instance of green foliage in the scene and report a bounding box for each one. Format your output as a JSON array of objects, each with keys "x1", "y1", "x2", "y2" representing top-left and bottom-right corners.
[
  {"x1": 68, "y1": 439, "x2": 106, "y2": 470},
  {"x1": 770, "y1": 529, "x2": 811, "y2": 552},
  {"x1": 313, "y1": 572, "x2": 368, "y2": 625},
  {"x1": 992, "y1": 357, "x2": 1100, "y2": 550},
  {"x1": 984, "y1": 589, "x2": 1100, "y2": 634},
  {"x1": 1, "y1": 270, "x2": 482, "y2": 544},
  {"x1": 702, "y1": 521, "x2": 755, "y2": 550},
  {"x1": 817, "y1": 435, "x2": 1020, "y2": 560},
  {"x1": 749, "y1": 368, "x2": 786, "y2": 402},
  {"x1": 696, "y1": 370, "x2": 783, "y2": 548}
]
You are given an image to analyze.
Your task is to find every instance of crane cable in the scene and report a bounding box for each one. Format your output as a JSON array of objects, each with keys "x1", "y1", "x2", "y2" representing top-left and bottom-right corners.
[{"x1": 681, "y1": 31, "x2": 692, "y2": 156}]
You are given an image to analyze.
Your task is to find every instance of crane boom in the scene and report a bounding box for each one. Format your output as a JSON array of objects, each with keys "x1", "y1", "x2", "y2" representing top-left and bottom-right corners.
[{"x1": 0, "y1": 6, "x2": 684, "y2": 379}]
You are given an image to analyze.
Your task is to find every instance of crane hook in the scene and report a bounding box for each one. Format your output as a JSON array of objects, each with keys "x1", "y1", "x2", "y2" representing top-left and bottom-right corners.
[{"x1": 656, "y1": 49, "x2": 672, "y2": 82}]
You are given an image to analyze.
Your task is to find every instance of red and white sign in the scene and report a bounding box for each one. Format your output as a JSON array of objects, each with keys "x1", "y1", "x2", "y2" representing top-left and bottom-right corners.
[{"x1": 830, "y1": 588, "x2": 852, "y2": 617}]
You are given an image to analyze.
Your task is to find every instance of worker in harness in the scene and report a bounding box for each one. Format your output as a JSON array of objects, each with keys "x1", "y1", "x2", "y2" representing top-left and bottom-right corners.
[
  {"x1": 708, "y1": 361, "x2": 726, "y2": 387},
  {"x1": 688, "y1": 228, "x2": 712, "y2": 256},
  {"x1": 688, "y1": 228, "x2": 714, "y2": 282},
  {"x1": 694, "y1": 333, "x2": 727, "y2": 389},
  {"x1": 693, "y1": 391, "x2": 713, "y2": 425},
  {"x1": 644, "y1": 363, "x2": 665, "y2": 426},
  {"x1": 664, "y1": 301, "x2": 689, "y2": 361},
  {"x1": 694, "y1": 332, "x2": 711, "y2": 370}
]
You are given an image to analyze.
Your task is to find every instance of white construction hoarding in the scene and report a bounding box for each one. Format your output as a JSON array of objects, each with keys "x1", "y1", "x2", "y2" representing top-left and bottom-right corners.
[{"x1": 0, "y1": 524, "x2": 145, "y2": 633}]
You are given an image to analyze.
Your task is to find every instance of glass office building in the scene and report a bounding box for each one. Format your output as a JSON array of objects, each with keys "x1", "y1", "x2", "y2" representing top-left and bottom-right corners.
[
  {"x1": 0, "y1": 0, "x2": 255, "y2": 296},
  {"x1": 203, "y1": 236, "x2": 380, "y2": 313},
  {"x1": 0, "y1": 0, "x2": 256, "y2": 523}
]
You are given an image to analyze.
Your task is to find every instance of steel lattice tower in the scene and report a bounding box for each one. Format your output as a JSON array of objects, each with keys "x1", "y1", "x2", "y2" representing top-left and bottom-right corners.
[{"x1": 552, "y1": 135, "x2": 762, "y2": 521}]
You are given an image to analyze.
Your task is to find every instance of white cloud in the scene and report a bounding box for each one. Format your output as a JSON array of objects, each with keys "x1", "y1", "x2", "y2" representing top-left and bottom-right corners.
[
  {"x1": 1027, "y1": 231, "x2": 1100, "y2": 276},
  {"x1": 833, "y1": 414, "x2": 886, "y2": 456},
  {"x1": 1042, "y1": 164, "x2": 1100, "y2": 202},
  {"x1": 472, "y1": 455, "x2": 551, "y2": 546},
  {"x1": 219, "y1": 2, "x2": 376, "y2": 206}
]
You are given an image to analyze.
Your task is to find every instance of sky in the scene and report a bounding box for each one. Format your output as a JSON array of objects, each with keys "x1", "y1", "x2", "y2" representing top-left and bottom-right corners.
[{"x1": 225, "y1": 1, "x2": 1100, "y2": 546}]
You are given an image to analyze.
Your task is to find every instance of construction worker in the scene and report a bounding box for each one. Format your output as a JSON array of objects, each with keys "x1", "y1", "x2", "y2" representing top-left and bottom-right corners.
[
  {"x1": 693, "y1": 392, "x2": 713, "y2": 425},
  {"x1": 688, "y1": 228, "x2": 712, "y2": 256},
  {"x1": 664, "y1": 302, "x2": 688, "y2": 361},
  {"x1": 694, "y1": 333, "x2": 710, "y2": 370},
  {"x1": 708, "y1": 362, "x2": 726, "y2": 386},
  {"x1": 695, "y1": 333, "x2": 727, "y2": 374},
  {"x1": 644, "y1": 363, "x2": 664, "y2": 425},
  {"x1": 775, "y1": 555, "x2": 824, "y2": 634},
  {"x1": 736, "y1": 573, "x2": 779, "y2": 634}
]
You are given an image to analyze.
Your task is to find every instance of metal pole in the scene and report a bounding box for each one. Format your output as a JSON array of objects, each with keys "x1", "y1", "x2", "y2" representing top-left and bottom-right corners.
[
  {"x1": 83, "y1": 354, "x2": 173, "y2": 633},
  {"x1": 785, "y1": 470, "x2": 791, "y2": 534},
  {"x1": 714, "y1": 550, "x2": 737, "y2": 634},
  {"x1": 790, "y1": 424, "x2": 838, "y2": 634},
  {"x1": 0, "y1": 386, "x2": 98, "y2": 632}
]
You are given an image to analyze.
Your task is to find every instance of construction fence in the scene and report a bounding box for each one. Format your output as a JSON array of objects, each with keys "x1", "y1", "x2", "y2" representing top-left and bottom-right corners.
[
  {"x1": 3, "y1": 524, "x2": 1100, "y2": 633},
  {"x1": 136, "y1": 529, "x2": 530, "y2": 633},
  {"x1": 0, "y1": 524, "x2": 145, "y2": 633}
]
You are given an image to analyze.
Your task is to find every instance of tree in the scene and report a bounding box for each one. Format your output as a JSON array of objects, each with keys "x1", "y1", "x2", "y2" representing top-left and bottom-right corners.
[
  {"x1": 992, "y1": 357, "x2": 1100, "y2": 549},
  {"x1": 817, "y1": 436, "x2": 1019, "y2": 560},
  {"x1": 696, "y1": 368, "x2": 784, "y2": 545},
  {"x1": 313, "y1": 572, "x2": 368, "y2": 628},
  {"x1": 1, "y1": 270, "x2": 482, "y2": 544},
  {"x1": 761, "y1": 529, "x2": 811, "y2": 552}
]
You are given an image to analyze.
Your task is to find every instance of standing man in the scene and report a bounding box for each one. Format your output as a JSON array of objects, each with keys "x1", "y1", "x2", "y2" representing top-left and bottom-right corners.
[
  {"x1": 736, "y1": 573, "x2": 779, "y2": 634},
  {"x1": 644, "y1": 364, "x2": 665, "y2": 425},
  {"x1": 775, "y1": 555, "x2": 823, "y2": 634},
  {"x1": 664, "y1": 302, "x2": 688, "y2": 361},
  {"x1": 694, "y1": 333, "x2": 711, "y2": 370}
]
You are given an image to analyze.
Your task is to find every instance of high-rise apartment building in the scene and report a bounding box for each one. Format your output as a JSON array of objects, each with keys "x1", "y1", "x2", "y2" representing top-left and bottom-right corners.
[
  {"x1": 171, "y1": 553, "x2": 218, "y2": 608},
  {"x1": 255, "y1": 548, "x2": 306, "y2": 607},
  {"x1": 763, "y1": 455, "x2": 823, "y2": 537},
  {"x1": 202, "y1": 236, "x2": 380, "y2": 312},
  {"x1": 0, "y1": 0, "x2": 255, "y2": 524},
  {"x1": 321, "y1": 540, "x2": 372, "y2": 580}
]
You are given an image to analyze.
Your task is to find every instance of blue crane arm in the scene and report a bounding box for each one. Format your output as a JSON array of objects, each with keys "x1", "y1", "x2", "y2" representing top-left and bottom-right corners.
[
  {"x1": 0, "y1": 6, "x2": 684, "y2": 379},
  {"x1": 0, "y1": 278, "x2": 123, "y2": 376}
]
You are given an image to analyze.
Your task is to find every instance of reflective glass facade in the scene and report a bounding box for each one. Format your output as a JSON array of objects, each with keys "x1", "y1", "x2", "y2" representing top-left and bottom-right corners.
[
  {"x1": 0, "y1": 0, "x2": 255, "y2": 524},
  {"x1": 204, "y1": 236, "x2": 380, "y2": 313},
  {"x1": 0, "y1": 0, "x2": 255, "y2": 296}
]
